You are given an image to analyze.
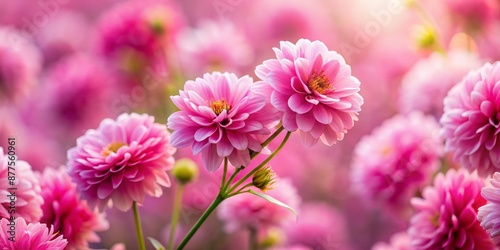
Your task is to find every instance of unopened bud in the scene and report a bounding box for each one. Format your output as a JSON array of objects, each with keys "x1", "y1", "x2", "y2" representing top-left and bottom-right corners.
[
  {"x1": 252, "y1": 166, "x2": 277, "y2": 192},
  {"x1": 172, "y1": 158, "x2": 199, "y2": 185},
  {"x1": 413, "y1": 24, "x2": 438, "y2": 50}
]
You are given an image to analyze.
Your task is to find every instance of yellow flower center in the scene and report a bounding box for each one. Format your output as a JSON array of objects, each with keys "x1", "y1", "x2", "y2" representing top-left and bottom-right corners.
[
  {"x1": 307, "y1": 70, "x2": 332, "y2": 94},
  {"x1": 102, "y1": 142, "x2": 128, "y2": 157},
  {"x1": 210, "y1": 99, "x2": 231, "y2": 116}
]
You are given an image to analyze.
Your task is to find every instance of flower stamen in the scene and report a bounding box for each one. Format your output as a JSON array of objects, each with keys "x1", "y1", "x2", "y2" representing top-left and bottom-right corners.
[
  {"x1": 210, "y1": 99, "x2": 231, "y2": 115},
  {"x1": 307, "y1": 70, "x2": 332, "y2": 94},
  {"x1": 102, "y1": 142, "x2": 128, "y2": 156}
]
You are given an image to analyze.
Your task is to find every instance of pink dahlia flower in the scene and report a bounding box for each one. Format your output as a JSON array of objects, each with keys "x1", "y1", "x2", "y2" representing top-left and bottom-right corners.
[
  {"x1": 478, "y1": 172, "x2": 500, "y2": 246},
  {"x1": 218, "y1": 178, "x2": 301, "y2": 232},
  {"x1": 351, "y1": 112, "x2": 443, "y2": 208},
  {"x1": 67, "y1": 113, "x2": 176, "y2": 211},
  {"x1": 255, "y1": 39, "x2": 363, "y2": 146},
  {"x1": 0, "y1": 217, "x2": 68, "y2": 249},
  {"x1": 399, "y1": 50, "x2": 482, "y2": 118},
  {"x1": 441, "y1": 62, "x2": 500, "y2": 177},
  {"x1": 408, "y1": 169, "x2": 494, "y2": 249},
  {"x1": 167, "y1": 72, "x2": 278, "y2": 171},
  {"x1": 372, "y1": 232, "x2": 411, "y2": 250},
  {"x1": 39, "y1": 167, "x2": 109, "y2": 249},
  {"x1": 0, "y1": 147, "x2": 43, "y2": 223}
]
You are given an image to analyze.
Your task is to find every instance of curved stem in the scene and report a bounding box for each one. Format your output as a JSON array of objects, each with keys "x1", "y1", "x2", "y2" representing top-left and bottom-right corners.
[
  {"x1": 176, "y1": 194, "x2": 225, "y2": 250},
  {"x1": 168, "y1": 185, "x2": 185, "y2": 250},
  {"x1": 228, "y1": 132, "x2": 292, "y2": 194},
  {"x1": 222, "y1": 166, "x2": 243, "y2": 192},
  {"x1": 220, "y1": 158, "x2": 228, "y2": 193},
  {"x1": 250, "y1": 126, "x2": 285, "y2": 159},
  {"x1": 132, "y1": 202, "x2": 147, "y2": 250},
  {"x1": 228, "y1": 183, "x2": 254, "y2": 197}
]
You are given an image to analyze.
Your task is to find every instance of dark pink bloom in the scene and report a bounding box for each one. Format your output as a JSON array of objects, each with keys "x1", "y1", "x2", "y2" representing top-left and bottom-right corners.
[
  {"x1": 167, "y1": 72, "x2": 278, "y2": 171},
  {"x1": 351, "y1": 112, "x2": 443, "y2": 209},
  {"x1": 408, "y1": 169, "x2": 494, "y2": 249},
  {"x1": 0, "y1": 147, "x2": 43, "y2": 223},
  {"x1": 440, "y1": 62, "x2": 500, "y2": 177},
  {"x1": 0, "y1": 217, "x2": 68, "y2": 249},
  {"x1": 67, "y1": 113, "x2": 176, "y2": 211},
  {"x1": 478, "y1": 172, "x2": 500, "y2": 246},
  {"x1": 39, "y1": 167, "x2": 109, "y2": 249},
  {"x1": 255, "y1": 39, "x2": 363, "y2": 146}
]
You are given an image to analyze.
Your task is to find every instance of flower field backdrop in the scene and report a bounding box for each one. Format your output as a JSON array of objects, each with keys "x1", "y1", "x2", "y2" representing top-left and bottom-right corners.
[{"x1": 1, "y1": 0, "x2": 500, "y2": 249}]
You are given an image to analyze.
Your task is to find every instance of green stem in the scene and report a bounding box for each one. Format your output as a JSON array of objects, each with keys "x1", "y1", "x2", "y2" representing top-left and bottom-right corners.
[
  {"x1": 168, "y1": 185, "x2": 185, "y2": 250},
  {"x1": 132, "y1": 202, "x2": 147, "y2": 250},
  {"x1": 249, "y1": 227, "x2": 258, "y2": 250},
  {"x1": 222, "y1": 166, "x2": 243, "y2": 192},
  {"x1": 250, "y1": 126, "x2": 285, "y2": 159},
  {"x1": 220, "y1": 158, "x2": 228, "y2": 193},
  {"x1": 228, "y1": 183, "x2": 254, "y2": 197},
  {"x1": 228, "y1": 132, "x2": 292, "y2": 194},
  {"x1": 176, "y1": 194, "x2": 225, "y2": 250}
]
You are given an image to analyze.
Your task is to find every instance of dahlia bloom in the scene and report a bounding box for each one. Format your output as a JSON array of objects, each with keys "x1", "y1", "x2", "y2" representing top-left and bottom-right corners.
[
  {"x1": 478, "y1": 172, "x2": 500, "y2": 246},
  {"x1": 218, "y1": 178, "x2": 301, "y2": 232},
  {"x1": 67, "y1": 113, "x2": 176, "y2": 211},
  {"x1": 372, "y1": 232, "x2": 411, "y2": 250},
  {"x1": 176, "y1": 20, "x2": 253, "y2": 77},
  {"x1": 0, "y1": 26, "x2": 41, "y2": 102},
  {"x1": 351, "y1": 112, "x2": 443, "y2": 208},
  {"x1": 255, "y1": 39, "x2": 363, "y2": 146},
  {"x1": 408, "y1": 169, "x2": 494, "y2": 249},
  {"x1": 0, "y1": 217, "x2": 68, "y2": 249},
  {"x1": 441, "y1": 62, "x2": 500, "y2": 177},
  {"x1": 0, "y1": 147, "x2": 43, "y2": 223},
  {"x1": 167, "y1": 72, "x2": 278, "y2": 171},
  {"x1": 399, "y1": 50, "x2": 482, "y2": 118},
  {"x1": 39, "y1": 167, "x2": 109, "y2": 249}
]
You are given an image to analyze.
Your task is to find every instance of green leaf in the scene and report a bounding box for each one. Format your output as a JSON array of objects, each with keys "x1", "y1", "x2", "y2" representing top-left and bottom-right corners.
[
  {"x1": 248, "y1": 190, "x2": 298, "y2": 218},
  {"x1": 148, "y1": 237, "x2": 166, "y2": 250}
]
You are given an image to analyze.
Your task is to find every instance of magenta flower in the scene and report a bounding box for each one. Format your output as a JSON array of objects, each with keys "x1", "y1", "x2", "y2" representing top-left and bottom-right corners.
[
  {"x1": 0, "y1": 147, "x2": 43, "y2": 223},
  {"x1": 351, "y1": 112, "x2": 443, "y2": 209},
  {"x1": 441, "y1": 62, "x2": 500, "y2": 177},
  {"x1": 478, "y1": 172, "x2": 500, "y2": 246},
  {"x1": 408, "y1": 169, "x2": 494, "y2": 249},
  {"x1": 67, "y1": 113, "x2": 176, "y2": 211},
  {"x1": 0, "y1": 217, "x2": 68, "y2": 249},
  {"x1": 217, "y1": 178, "x2": 301, "y2": 232},
  {"x1": 167, "y1": 72, "x2": 278, "y2": 171},
  {"x1": 39, "y1": 167, "x2": 109, "y2": 249},
  {"x1": 255, "y1": 39, "x2": 363, "y2": 146},
  {"x1": 372, "y1": 232, "x2": 411, "y2": 250}
]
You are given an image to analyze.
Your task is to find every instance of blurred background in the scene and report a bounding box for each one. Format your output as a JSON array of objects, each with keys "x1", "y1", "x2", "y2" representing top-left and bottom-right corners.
[{"x1": 0, "y1": 0, "x2": 499, "y2": 249}]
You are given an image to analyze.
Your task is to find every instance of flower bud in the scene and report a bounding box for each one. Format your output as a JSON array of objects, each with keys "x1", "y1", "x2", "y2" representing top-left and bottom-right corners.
[
  {"x1": 414, "y1": 24, "x2": 438, "y2": 50},
  {"x1": 252, "y1": 166, "x2": 277, "y2": 192},
  {"x1": 172, "y1": 158, "x2": 199, "y2": 185}
]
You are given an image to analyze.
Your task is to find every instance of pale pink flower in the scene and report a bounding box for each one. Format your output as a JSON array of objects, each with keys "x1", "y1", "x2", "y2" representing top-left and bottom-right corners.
[
  {"x1": 218, "y1": 178, "x2": 301, "y2": 232},
  {"x1": 67, "y1": 113, "x2": 176, "y2": 211},
  {"x1": 440, "y1": 62, "x2": 500, "y2": 177},
  {"x1": 408, "y1": 169, "x2": 494, "y2": 249},
  {"x1": 167, "y1": 72, "x2": 278, "y2": 171},
  {"x1": 478, "y1": 172, "x2": 500, "y2": 246},
  {"x1": 176, "y1": 20, "x2": 254, "y2": 77},
  {"x1": 0, "y1": 147, "x2": 43, "y2": 223},
  {"x1": 372, "y1": 232, "x2": 411, "y2": 250},
  {"x1": 255, "y1": 39, "x2": 363, "y2": 146},
  {"x1": 0, "y1": 217, "x2": 68, "y2": 249},
  {"x1": 39, "y1": 167, "x2": 109, "y2": 249},
  {"x1": 399, "y1": 50, "x2": 482, "y2": 118},
  {"x1": 351, "y1": 112, "x2": 443, "y2": 208}
]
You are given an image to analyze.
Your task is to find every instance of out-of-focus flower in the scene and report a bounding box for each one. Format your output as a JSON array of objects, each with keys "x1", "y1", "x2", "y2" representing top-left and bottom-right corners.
[
  {"x1": 478, "y1": 172, "x2": 500, "y2": 246},
  {"x1": 399, "y1": 50, "x2": 482, "y2": 118},
  {"x1": 442, "y1": 0, "x2": 499, "y2": 31},
  {"x1": 0, "y1": 147, "x2": 43, "y2": 223},
  {"x1": 67, "y1": 113, "x2": 176, "y2": 211},
  {"x1": 0, "y1": 26, "x2": 41, "y2": 103},
  {"x1": 96, "y1": 0, "x2": 184, "y2": 79},
  {"x1": 255, "y1": 39, "x2": 363, "y2": 147},
  {"x1": 167, "y1": 72, "x2": 278, "y2": 171},
  {"x1": 39, "y1": 167, "x2": 109, "y2": 249},
  {"x1": 372, "y1": 232, "x2": 411, "y2": 250},
  {"x1": 408, "y1": 169, "x2": 494, "y2": 249},
  {"x1": 284, "y1": 202, "x2": 351, "y2": 250},
  {"x1": 441, "y1": 62, "x2": 500, "y2": 177},
  {"x1": 0, "y1": 217, "x2": 68, "y2": 249},
  {"x1": 218, "y1": 178, "x2": 301, "y2": 232},
  {"x1": 351, "y1": 112, "x2": 442, "y2": 209},
  {"x1": 177, "y1": 20, "x2": 253, "y2": 77}
]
